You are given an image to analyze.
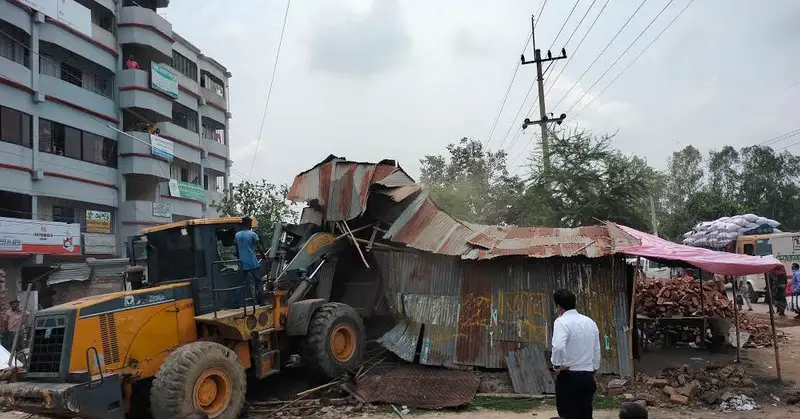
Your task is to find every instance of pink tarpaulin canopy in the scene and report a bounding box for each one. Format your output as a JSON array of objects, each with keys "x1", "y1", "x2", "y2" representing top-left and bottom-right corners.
[{"x1": 611, "y1": 223, "x2": 783, "y2": 277}]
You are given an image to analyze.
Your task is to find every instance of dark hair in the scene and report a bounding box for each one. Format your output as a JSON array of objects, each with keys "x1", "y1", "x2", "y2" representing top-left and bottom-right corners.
[
  {"x1": 242, "y1": 216, "x2": 252, "y2": 229},
  {"x1": 793, "y1": 263, "x2": 799, "y2": 271},
  {"x1": 619, "y1": 402, "x2": 648, "y2": 419},
  {"x1": 553, "y1": 289, "x2": 576, "y2": 311},
  {"x1": 185, "y1": 411, "x2": 209, "y2": 419}
]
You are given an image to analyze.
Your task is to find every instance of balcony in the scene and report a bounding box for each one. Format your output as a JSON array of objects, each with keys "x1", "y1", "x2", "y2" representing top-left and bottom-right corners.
[
  {"x1": 40, "y1": 20, "x2": 116, "y2": 71},
  {"x1": 156, "y1": 122, "x2": 202, "y2": 164},
  {"x1": 204, "y1": 153, "x2": 227, "y2": 175},
  {"x1": 1, "y1": 1, "x2": 30, "y2": 32},
  {"x1": 35, "y1": 154, "x2": 119, "y2": 207},
  {"x1": 38, "y1": 73, "x2": 117, "y2": 121},
  {"x1": 158, "y1": 183, "x2": 203, "y2": 218},
  {"x1": 0, "y1": 55, "x2": 31, "y2": 90},
  {"x1": 91, "y1": 24, "x2": 116, "y2": 52},
  {"x1": 200, "y1": 103, "x2": 227, "y2": 125},
  {"x1": 202, "y1": 137, "x2": 227, "y2": 159},
  {"x1": 200, "y1": 88, "x2": 226, "y2": 111},
  {"x1": 119, "y1": 200, "x2": 171, "y2": 226},
  {"x1": 118, "y1": 6, "x2": 173, "y2": 61},
  {"x1": 117, "y1": 132, "x2": 171, "y2": 180},
  {"x1": 118, "y1": 69, "x2": 173, "y2": 120}
]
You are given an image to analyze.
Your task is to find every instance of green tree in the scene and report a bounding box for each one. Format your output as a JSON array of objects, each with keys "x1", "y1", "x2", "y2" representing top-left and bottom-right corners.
[
  {"x1": 514, "y1": 130, "x2": 660, "y2": 230},
  {"x1": 707, "y1": 145, "x2": 741, "y2": 201},
  {"x1": 419, "y1": 137, "x2": 524, "y2": 224},
  {"x1": 217, "y1": 180, "x2": 298, "y2": 242},
  {"x1": 662, "y1": 145, "x2": 704, "y2": 214},
  {"x1": 738, "y1": 145, "x2": 800, "y2": 230}
]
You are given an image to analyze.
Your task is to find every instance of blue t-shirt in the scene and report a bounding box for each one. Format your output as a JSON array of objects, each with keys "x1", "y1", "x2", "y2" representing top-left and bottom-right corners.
[
  {"x1": 234, "y1": 230, "x2": 260, "y2": 271},
  {"x1": 793, "y1": 270, "x2": 800, "y2": 293}
]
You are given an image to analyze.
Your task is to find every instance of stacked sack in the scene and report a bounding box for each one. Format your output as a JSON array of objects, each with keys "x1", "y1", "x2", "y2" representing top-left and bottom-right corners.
[{"x1": 682, "y1": 214, "x2": 781, "y2": 248}]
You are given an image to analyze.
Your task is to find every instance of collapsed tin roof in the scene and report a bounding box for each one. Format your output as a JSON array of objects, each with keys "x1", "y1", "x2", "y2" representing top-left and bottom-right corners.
[{"x1": 288, "y1": 156, "x2": 615, "y2": 259}]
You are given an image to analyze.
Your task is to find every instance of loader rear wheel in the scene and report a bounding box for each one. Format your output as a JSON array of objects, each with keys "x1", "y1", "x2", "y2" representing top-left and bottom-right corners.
[
  {"x1": 303, "y1": 302, "x2": 365, "y2": 379},
  {"x1": 150, "y1": 341, "x2": 246, "y2": 419}
]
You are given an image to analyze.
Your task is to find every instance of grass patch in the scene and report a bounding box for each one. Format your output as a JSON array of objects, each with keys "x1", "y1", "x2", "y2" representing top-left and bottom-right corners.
[{"x1": 463, "y1": 394, "x2": 622, "y2": 413}]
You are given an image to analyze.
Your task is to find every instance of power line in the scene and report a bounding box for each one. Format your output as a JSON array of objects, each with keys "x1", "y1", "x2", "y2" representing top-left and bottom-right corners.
[
  {"x1": 486, "y1": 0, "x2": 550, "y2": 147},
  {"x1": 565, "y1": 0, "x2": 676, "y2": 115},
  {"x1": 485, "y1": 32, "x2": 532, "y2": 147},
  {"x1": 772, "y1": 131, "x2": 800, "y2": 151},
  {"x1": 571, "y1": 0, "x2": 694, "y2": 119},
  {"x1": 760, "y1": 127, "x2": 800, "y2": 146},
  {"x1": 248, "y1": 0, "x2": 292, "y2": 178},
  {"x1": 544, "y1": 0, "x2": 611, "y2": 97},
  {"x1": 551, "y1": 0, "x2": 648, "y2": 111},
  {"x1": 547, "y1": 0, "x2": 582, "y2": 51}
]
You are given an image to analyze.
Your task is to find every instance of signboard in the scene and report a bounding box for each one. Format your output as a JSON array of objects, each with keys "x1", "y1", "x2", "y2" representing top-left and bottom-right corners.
[
  {"x1": 151, "y1": 63, "x2": 179, "y2": 99},
  {"x1": 56, "y1": 0, "x2": 92, "y2": 38},
  {"x1": 83, "y1": 233, "x2": 117, "y2": 255},
  {"x1": 168, "y1": 180, "x2": 206, "y2": 203},
  {"x1": 152, "y1": 202, "x2": 172, "y2": 218},
  {"x1": 150, "y1": 134, "x2": 174, "y2": 160},
  {"x1": 0, "y1": 217, "x2": 81, "y2": 255},
  {"x1": 85, "y1": 210, "x2": 112, "y2": 234},
  {"x1": 793, "y1": 236, "x2": 800, "y2": 251}
]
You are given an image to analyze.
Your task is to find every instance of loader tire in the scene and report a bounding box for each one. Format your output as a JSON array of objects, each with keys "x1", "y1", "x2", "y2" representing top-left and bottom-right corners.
[
  {"x1": 150, "y1": 341, "x2": 246, "y2": 419},
  {"x1": 303, "y1": 302, "x2": 365, "y2": 379}
]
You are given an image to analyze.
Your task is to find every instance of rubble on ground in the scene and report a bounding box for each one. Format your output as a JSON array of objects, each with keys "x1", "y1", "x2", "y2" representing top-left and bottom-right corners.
[
  {"x1": 635, "y1": 276, "x2": 781, "y2": 347},
  {"x1": 601, "y1": 363, "x2": 763, "y2": 410}
]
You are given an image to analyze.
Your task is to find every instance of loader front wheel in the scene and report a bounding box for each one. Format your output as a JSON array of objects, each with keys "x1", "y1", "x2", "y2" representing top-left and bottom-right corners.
[
  {"x1": 150, "y1": 341, "x2": 246, "y2": 419},
  {"x1": 303, "y1": 302, "x2": 365, "y2": 379}
]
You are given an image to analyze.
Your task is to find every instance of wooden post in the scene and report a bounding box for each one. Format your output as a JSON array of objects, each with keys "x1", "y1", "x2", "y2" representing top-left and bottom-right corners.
[
  {"x1": 9, "y1": 283, "x2": 33, "y2": 368},
  {"x1": 765, "y1": 273, "x2": 781, "y2": 380},
  {"x1": 699, "y1": 271, "x2": 706, "y2": 349}
]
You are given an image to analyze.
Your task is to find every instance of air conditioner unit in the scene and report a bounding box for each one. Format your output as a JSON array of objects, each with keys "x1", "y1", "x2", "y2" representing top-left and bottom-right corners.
[
  {"x1": 33, "y1": 12, "x2": 45, "y2": 24},
  {"x1": 31, "y1": 169, "x2": 44, "y2": 181},
  {"x1": 33, "y1": 92, "x2": 45, "y2": 103}
]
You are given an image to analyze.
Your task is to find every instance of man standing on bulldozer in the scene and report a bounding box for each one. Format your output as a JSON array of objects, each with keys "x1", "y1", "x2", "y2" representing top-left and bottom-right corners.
[{"x1": 235, "y1": 216, "x2": 266, "y2": 305}]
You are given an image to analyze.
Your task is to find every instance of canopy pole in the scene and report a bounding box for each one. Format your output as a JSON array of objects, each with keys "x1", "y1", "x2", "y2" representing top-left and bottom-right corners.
[
  {"x1": 699, "y1": 270, "x2": 706, "y2": 349},
  {"x1": 765, "y1": 273, "x2": 781, "y2": 380},
  {"x1": 732, "y1": 275, "x2": 741, "y2": 363},
  {"x1": 629, "y1": 257, "x2": 640, "y2": 375}
]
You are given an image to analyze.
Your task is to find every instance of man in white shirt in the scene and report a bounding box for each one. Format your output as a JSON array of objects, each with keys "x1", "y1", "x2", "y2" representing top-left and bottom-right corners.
[{"x1": 550, "y1": 288, "x2": 601, "y2": 419}]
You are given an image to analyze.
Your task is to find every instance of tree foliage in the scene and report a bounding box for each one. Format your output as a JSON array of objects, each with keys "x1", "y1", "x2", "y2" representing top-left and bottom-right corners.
[
  {"x1": 658, "y1": 145, "x2": 800, "y2": 241},
  {"x1": 217, "y1": 180, "x2": 298, "y2": 242},
  {"x1": 513, "y1": 130, "x2": 660, "y2": 230},
  {"x1": 419, "y1": 137, "x2": 524, "y2": 224}
]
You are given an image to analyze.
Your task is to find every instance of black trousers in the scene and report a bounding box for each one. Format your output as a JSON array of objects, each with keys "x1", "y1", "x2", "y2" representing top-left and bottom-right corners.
[{"x1": 556, "y1": 371, "x2": 597, "y2": 419}]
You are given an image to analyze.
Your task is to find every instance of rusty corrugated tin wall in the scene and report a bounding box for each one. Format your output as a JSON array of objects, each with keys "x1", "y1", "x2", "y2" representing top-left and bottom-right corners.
[{"x1": 375, "y1": 250, "x2": 631, "y2": 376}]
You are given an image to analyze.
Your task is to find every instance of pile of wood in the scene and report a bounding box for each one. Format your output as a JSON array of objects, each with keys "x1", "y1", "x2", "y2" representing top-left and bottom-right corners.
[{"x1": 635, "y1": 277, "x2": 777, "y2": 347}]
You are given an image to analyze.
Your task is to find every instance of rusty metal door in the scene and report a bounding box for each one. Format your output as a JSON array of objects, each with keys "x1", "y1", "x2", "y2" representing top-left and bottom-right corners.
[{"x1": 455, "y1": 262, "x2": 492, "y2": 366}]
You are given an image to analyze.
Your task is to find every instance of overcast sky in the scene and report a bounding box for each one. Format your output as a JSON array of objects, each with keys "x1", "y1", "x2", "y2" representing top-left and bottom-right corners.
[{"x1": 165, "y1": 0, "x2": 800, "y2": 185}]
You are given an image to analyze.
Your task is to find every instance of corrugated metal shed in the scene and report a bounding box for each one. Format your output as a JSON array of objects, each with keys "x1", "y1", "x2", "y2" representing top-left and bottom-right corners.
[{"x1": 47, "y1": 263, "x2": 92, "y2": 285}]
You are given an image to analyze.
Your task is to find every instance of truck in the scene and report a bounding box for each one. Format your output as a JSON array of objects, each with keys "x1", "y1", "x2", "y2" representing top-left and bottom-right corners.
[
  {"x1": 734, "y1": 232, "x2": 800, "y2": 303},
  {"x1": 0, "y1": 217, "x2": 364, "y2": 419}
]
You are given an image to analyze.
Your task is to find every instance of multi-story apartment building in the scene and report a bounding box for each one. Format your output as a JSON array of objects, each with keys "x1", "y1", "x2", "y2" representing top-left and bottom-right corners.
[{"x1": 0, "y1": 0, "x2": 232, "y2": 302}]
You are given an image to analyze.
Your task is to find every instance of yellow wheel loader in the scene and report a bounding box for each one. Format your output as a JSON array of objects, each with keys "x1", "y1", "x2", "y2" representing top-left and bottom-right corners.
[{"x1": 0, "y1": 217, "x2": 365, "y2": 419}]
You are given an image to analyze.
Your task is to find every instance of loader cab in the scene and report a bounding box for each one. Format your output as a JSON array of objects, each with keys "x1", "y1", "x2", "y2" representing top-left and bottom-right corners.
[{"x1": 136, "y1": 217, "x2": 257, "y2": 316}]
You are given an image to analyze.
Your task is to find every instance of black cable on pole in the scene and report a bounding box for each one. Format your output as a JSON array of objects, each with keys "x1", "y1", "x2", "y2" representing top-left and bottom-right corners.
[
  {"x1": 544, "y1": 0, "x2": 611, "y2": 97},
  {"x1": 248, "y1": 0, "x2": 291, "y2": 178},
  {"x1": 565, "y1": 0, "x2": 676, "y2": 115},
  {"x1": 551, "y1": 0, "x2": 648, "y2": 111}
]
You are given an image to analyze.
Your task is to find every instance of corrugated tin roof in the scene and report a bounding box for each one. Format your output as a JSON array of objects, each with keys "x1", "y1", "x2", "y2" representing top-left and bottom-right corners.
[{"x1": 290, "y1": 156, "x2": 618, "y2": 260}]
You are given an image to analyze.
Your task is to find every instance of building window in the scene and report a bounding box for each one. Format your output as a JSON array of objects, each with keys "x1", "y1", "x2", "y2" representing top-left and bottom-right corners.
[
  {"x1": 52, "y1": 206, "x2": 75, "y2": 223},
  {"x1": 201, "y1": 73, "x2": 225, "y2": 98},
  {"x1": 172, "y1": 104, "x2": 198, "y2": 133},
  {"x1": 0, "y1": 106, "x2": 32, "y2": 148},
  {"x1": 64, "y1": 126, "x2": 82, "y2": 159},
  {"x1": 39, "y1": 118, "x2": 118, "y2": 168},
  {"x1": 60, "y1": 62, "x2": 82, "y2": 87},
  {"x1": 203, "y1": 175, "x2": 209, "y2": 190},
  {"x1": 0, "y1": 26, "x2": 30, "y2": 68},
  {"x1": 171, "y1": 51, "x2": 198, "y2": 81},
  {"x1": 180, "y1": 168, "x2": 189, "y2": 182}
]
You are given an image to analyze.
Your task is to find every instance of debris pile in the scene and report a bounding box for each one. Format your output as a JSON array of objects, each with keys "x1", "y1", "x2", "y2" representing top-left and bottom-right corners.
[
  {"x1": 635, "y1": 276, "x2": 779, "y2": 347},
  {"x1": 617, "y1": 364, "x2": 758, "y2": 409}
]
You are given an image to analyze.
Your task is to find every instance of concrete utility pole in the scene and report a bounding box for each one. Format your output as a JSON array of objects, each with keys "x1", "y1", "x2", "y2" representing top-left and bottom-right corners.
[{"x1": 521, "y1": 14, "x2": 567, "y2": 171}]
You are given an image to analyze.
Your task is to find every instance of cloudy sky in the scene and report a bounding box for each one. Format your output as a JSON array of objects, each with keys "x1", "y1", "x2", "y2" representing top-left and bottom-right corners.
[{"x1": 165, "y1": 0, "x2": 800, "y2": 185}]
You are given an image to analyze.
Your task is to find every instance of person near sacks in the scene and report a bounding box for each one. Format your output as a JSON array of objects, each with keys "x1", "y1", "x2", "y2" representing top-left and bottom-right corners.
[{"x1": 550, "y1": 288, "x2": 601, "y2": 419}]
